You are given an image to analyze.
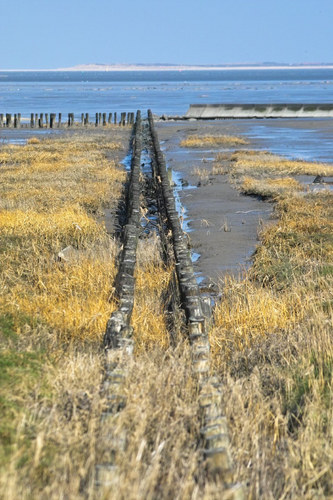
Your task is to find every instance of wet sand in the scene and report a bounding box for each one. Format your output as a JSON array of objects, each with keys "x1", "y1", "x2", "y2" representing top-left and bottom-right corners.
[{"x1": 156, "y1": 118, "x2": 333, "y2": 287}]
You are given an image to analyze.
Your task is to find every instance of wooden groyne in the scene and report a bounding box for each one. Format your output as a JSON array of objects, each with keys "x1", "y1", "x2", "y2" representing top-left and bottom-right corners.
[
  {"x1": 148, "y1": 109, "x2": 244, "y2": 498},
  {"x1": 95, "y1": 109, "x2": 244, "y2": 498},
  {"x1": 0, "y1": 111, "x2": 135, "y2": 128},
  {"x1": 95, "y1": 110, "x2": 142, "y2": 488}
]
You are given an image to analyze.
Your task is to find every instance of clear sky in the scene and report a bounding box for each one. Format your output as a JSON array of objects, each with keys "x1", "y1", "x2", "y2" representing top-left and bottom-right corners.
[{"x1": 1, "y1": 0, "x2": 332, "y2": 69}]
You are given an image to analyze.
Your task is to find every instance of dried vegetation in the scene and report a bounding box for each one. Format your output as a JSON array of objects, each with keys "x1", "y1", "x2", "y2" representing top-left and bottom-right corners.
[
  {"x1": 219, "y1": 149, "x2": 333, "y2": 177},
  {"x1": 0, "y1": 131, "x2": 181, "y2": 499},
  {"x1": 180, "y1": 134, "x2": 248, "y2": 148},
  {"x1": 1, "y1": 129, "x2": 332, "y2": 499},
  {"x1": 211, "y1": 145, "x2": 333, "y2": 497}
]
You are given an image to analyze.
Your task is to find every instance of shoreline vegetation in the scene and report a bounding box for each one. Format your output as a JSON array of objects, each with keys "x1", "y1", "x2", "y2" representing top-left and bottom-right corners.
[
  {"x1": 184, "y1": 134, "x2": 333, "y2": 497},
  {"x1": 0, "y1": 127, "x2": 332, "y2": 498}
]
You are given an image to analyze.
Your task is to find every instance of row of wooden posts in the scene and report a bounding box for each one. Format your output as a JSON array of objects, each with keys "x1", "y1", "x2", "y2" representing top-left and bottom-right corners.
[{"x1": 0, "y1": 112, "x2": 135, "y2": 128}]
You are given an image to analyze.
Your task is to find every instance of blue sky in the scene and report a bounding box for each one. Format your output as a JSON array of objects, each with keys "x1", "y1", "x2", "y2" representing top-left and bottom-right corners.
[{"x1": 1, "y1": 0, "x2": 332, "y2": 69}]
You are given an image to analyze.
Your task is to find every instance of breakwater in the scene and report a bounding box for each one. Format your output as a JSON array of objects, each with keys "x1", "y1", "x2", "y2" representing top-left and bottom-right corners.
[{"x1": 185, "y1": 103, "x2": 333, "y2": 119}]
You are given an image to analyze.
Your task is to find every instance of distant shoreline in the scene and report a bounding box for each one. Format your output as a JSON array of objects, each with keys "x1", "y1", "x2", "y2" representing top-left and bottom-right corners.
[{"x1": 2, "y1": 64, "x2": 333, "y2": 72}]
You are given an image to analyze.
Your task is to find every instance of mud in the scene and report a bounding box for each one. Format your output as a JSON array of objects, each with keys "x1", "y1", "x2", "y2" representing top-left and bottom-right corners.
[
  {"x1": 156, "y1": 120, "x2": 274, "y2": 288},
  {"x1": 156, "y1": 118, "x2": 333, "y2": 287}
]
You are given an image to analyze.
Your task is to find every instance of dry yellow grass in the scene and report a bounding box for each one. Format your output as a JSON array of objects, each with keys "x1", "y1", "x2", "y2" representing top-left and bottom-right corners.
[
  {"x1": 220, "y1": 149, "x2": 333, "y2": 177},
  {"x1": 133, "y1": 262, "x2": 172, "y2": 350},
  {"x1": 211, "y1": 184, "x2": 333, "y2": 497},
  {"x1": 180, "y1": 134, "x2": 248, "y2": 148},
  {"x1": 0, "y1": 131, "x2": 126, "y2": 342},
  {"x1": 0, "y1": 133, "x2": 125, "y2": 213},
  {"x1": 0, "y1": 130, "x2": 186, "y2": 500},
  {"x1": 241, "y1": 176, "x2": 304, "y2": 198},
  {"x1": 192, "y1": 166, "x2": 210, "y2": 181},
  {"x1": 2, "y1": 127, "x2": 332, "y2": 498},
  {"x1": 0, "y1": 334, "x2": 211, "y2": 500}
]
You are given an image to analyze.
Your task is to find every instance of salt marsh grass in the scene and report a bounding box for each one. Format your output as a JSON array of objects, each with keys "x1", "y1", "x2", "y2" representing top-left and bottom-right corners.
[
  {"x1": 0, "y1": 131, "x2": 179, "y2": 499},
  {"x1": 241, "y1": 176, "x2": 304, "y2": 198},
  {"x1": 2, "y1": 128, "x2": 332, "y2": 499},
  {"x1": 219, "y1": 149, "x2": 333, "y2": 177},
  {"x1": 180, "y1": 134, "x2": 248, "y2": 148},
  {"x1": 211, "y1": 181, "x2": 333, "y2": 497}
]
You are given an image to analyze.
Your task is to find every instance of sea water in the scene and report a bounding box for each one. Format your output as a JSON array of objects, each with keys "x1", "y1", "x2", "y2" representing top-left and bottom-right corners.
[{"x1": 1, "y1": 69, "x2": 333, "y2": 162}]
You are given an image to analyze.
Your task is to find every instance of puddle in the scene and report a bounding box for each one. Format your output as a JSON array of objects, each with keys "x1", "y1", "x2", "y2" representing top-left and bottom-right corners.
[
  {"x1": 192, "y1": 252, "x2": 200, "y2": 262},
  {"x1": 121, "y1": 152, "x2": 132, "y2": 171},
  {"x1": 170, "y1": 168, "x2": 196, "y2": 234},
  {"x1": 168, "y1": 168, "x2": 204, "y2": 268},
  {"x1": 195, "y1": 274, "x2": 205, "y2": 285},
  {"x1": 1, "y1": 138, "x2": 27, "y2": 145},
  {"x1": 0, "y1": 129, "x2": 62, "y2": 146}
]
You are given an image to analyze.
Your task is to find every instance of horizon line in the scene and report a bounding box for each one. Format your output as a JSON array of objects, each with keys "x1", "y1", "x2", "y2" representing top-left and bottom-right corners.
[{"x1": 2, "y1": 62, "x2": 333, "y2": 72}]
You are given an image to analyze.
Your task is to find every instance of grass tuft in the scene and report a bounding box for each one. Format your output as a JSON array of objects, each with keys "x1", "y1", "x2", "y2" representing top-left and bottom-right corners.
[
  {"x1": 219, "y1": 149, "x2": 333, "y2": 177},
  {"x1": 180, "y1": 134, "x2": 248, "y2": 148}
]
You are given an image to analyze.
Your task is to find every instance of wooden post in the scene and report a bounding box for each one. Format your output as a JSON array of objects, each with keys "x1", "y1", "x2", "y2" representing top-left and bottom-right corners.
[
  {"x1": 98, "y1": 112, "x2": 102, "y2": 124},
  {"x1": 81, "y1": 113, "x2": 84, "y2": 126},
  {"x1": 35, "y1": 114, "x2": 38, "y2": 127},
  {"x1": 126, "y1": 112, "x2": 131, "y2": 125},
  {"x1": 120, "y1": 112, "x2": 126, "y2": 126},
  {"x1": 84, "y1": 113, "x2": 89, "y2": 125},
  {"x1": 39, "y1": 113, "x2": 44, "y2": 128},
  {"x1": 30, "y1": 113, "x2": 34, "y2": 128},
  {"x1": 0, "y1": 114, "x2": 3, "y2": 127},
  {"x1": 13, "y1": 114, "x2": 17, "y2": 128},
  {"x1": 114, "y1": 112, "x2": 117, "y2": 125},
  {"x1": 6, "y1": 114, "x2": 12, "y2": 127},
  {"x1": 50, "y1": 113, "x2": 56, "y2": 128},
  {"x1": 108, "y1": 112, "x2": 112, "y2": 124},
  {"x1": 58, "y1": 113, "x2": 62, "y2": 127},
  {"x1": 95, "y1": 112, "x2": 99, "y2": 127},
  {"x1": 102, "y1": 112, "x2": 107, "y2": 126},
  {"x1": 68, "y1": 113, "x2": 71, "y2": 127},
  {"x1": 45, "y1": 113, "x2": 49, "y2": 127}
]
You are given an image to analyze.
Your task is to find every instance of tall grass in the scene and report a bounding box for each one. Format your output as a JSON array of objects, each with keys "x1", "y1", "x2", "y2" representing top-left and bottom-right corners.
[
  {"x1": 0, "y1": 131, "x2": 177, "y2": 499},
  {"x1": 211, "y1": 179, "x2": 333, "y2": 496},
  {"x1": 2, "y1": 128, "x2": 332, "y2": 498}
]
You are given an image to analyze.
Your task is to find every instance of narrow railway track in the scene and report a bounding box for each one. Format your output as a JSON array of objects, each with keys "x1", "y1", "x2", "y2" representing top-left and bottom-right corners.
[{"x1": 96, "y1": 111, "x2": 245, "y2": 499}]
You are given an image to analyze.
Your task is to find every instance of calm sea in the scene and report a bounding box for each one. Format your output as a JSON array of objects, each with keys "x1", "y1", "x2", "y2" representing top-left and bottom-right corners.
[
  {"x1": 1, "y1": 69, "x2": 333, "y2": 162},
  {"x1": 1, "y1": 69, "x2": 333, "y2": 116}
]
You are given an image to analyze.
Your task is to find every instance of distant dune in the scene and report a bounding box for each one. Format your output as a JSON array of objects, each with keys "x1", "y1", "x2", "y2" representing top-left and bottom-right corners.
[
  {"x1": 57, "y1": 63, "x2": 333, "y2": 72},
  {"x1": 2, "y1": 63, "x2": 333, "y2": 72}
]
